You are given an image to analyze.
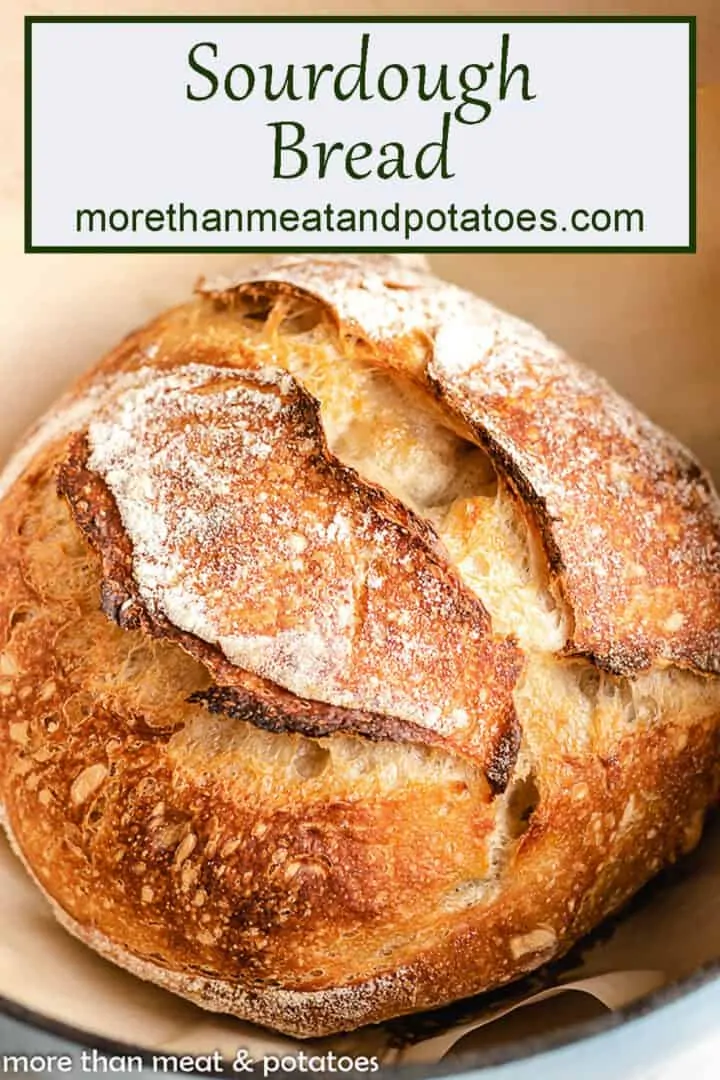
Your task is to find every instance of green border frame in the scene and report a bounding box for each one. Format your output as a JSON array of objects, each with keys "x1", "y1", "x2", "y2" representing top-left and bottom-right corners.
[{"x1": 24, "y1": 15, "x2": 697, "y2": 255}]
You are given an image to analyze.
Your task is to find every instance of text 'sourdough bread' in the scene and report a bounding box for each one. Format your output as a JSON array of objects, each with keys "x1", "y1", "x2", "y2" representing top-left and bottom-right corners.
[{"x1": 0, "y1": 255, "x2": 719, "y2": 1037}]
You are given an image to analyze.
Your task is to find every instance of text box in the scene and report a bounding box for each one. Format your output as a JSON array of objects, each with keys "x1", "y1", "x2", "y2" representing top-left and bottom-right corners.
[{"x1": 26, "y1": 17, "x2": 695, "y2": 252}]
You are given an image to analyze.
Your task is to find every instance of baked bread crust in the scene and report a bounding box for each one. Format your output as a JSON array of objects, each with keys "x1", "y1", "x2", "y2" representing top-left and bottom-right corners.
[
  {"x1": 0, "y1": 255, "x2": 719, "y2": 1038},
  {"x1": 56, "y1": 366, "x2": 521, "y2": 790},
  {"x1": 200, "y1": 258, "x2": 720, "y2": 677}
]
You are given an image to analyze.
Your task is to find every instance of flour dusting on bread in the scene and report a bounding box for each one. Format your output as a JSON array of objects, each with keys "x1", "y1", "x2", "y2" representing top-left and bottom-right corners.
[
  {"x1": 202, "y1": 256, "x2": 720, "y2": 676},
  {"x1": 73, "y1": 361, "x2": 521, "y2": 778}
]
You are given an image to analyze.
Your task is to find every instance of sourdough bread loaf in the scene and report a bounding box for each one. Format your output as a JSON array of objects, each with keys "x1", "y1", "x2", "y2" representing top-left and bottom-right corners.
[{"x1": 0, "y1": 255, "x2": 719, "y2": 1037}]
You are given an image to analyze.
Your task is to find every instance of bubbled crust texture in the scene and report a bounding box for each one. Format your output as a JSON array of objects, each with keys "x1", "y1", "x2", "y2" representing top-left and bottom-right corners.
[{"x1": 0, "y1": 255, "x2": 720, "y2": 1038}]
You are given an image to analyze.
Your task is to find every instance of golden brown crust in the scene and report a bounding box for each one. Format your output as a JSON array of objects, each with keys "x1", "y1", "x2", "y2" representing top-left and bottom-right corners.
[
  {"x1": 0, "y1": 480, "x2": 717, "y2": 1034},
  {"x1": 0, "y1": 254, "x2": 719, "y2": 1038},
  {"x1": 200, "y1": 257, "x2": 720, "y2": 676},
  {"x1": 10, "y1": 695, "x2": 718, "y2": 1042},
  {"x1": 55, "y1": 364, "x2": 521, "y2": 790}
]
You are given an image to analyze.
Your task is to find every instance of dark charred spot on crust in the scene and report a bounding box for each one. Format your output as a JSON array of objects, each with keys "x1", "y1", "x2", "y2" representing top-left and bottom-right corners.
[
  {"x1": 100, "y1": 581, "x2": 144, "y2": 630},
  {"x1": 189, "y1": 685, "x2": 421, "y2": 745},
  {"x1": 485, "y1": 707, "x2": 522, "y2": 796},
  {"x1": 188, "y1": 678, "x2": 520, "y2": 797}
]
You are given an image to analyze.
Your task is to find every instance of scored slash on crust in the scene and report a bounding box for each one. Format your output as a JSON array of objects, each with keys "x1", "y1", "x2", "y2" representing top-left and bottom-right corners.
[
  {"x1": 200, "y1": 256, "x2": 720, "y2": 678},
  {"x1": 57, "y1": 365, "x2": 522, "y2": 795}
]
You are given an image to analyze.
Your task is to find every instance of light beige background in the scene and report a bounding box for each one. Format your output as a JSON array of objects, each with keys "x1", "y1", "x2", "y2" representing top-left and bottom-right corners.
[{"x1": 0, "y1": 3, "x2": 718, "y2": 481}]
